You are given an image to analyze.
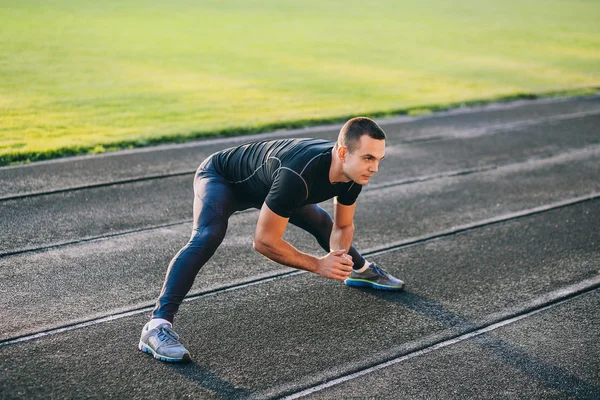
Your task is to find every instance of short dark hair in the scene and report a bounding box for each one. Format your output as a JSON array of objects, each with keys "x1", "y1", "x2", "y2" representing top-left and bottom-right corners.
[{"x1": 336, "y1": 117, "x2": 386, "y2": 153}]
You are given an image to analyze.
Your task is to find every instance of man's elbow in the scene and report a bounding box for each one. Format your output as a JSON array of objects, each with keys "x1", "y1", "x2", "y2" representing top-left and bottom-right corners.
[
  {"x1": 334, "y1": 223, "x2": 354, "y2": 234},
  {"x1": 252, "y1": 238, "x2": 264, "y2": 254},
  {"x1": 253, "y1": 235, "x2": 272, "y2": 255}
]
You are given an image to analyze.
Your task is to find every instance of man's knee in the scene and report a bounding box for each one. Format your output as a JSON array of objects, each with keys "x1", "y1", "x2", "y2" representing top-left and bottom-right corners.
[
  {"x1": 315, "y1": 208, "x2": 333, "y2": 232},
  {"x1": 189, "y1": 223, "x2": 227, "y2": 251},
  {"x1": 201, "y1": 223, "x2": 227, "y2": 241}
]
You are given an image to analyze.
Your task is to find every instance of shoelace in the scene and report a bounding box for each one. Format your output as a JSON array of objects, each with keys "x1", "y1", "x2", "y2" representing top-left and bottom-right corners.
[
  {"x1": 156, "y1": 326, "x2": 180, "y2": 344},
  {"x1": 371, "y1": 263, "x2": 389, "y2": 277}
]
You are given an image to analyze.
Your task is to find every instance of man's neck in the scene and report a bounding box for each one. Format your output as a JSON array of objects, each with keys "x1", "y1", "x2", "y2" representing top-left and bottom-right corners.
[{"x1": 329, "y1": 147, "x2": 351, "y2": 184}]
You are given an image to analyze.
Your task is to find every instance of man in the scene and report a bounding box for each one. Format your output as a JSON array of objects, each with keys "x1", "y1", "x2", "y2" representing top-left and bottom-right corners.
[{"x1": 139, "y1": 117, "x2": 404, "y2": 362}]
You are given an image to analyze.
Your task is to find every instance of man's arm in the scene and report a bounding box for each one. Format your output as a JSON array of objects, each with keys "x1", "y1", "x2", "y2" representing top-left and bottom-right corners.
[
  {"x1": 330, "y1": 198, "x2": 356, "y2": 254},
  {"x1": 253, "y1": 203, "x2": 353, "y2": 280}
]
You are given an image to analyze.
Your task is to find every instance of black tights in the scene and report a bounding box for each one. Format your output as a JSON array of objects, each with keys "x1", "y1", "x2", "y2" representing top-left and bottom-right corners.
[{"x1": 152, "y1": 163, "x2": 366, "y2": 323}]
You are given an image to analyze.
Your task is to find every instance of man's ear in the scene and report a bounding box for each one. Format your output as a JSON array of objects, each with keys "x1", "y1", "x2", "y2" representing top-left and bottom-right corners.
[{"x1": 337, "y1": 145, "x2": 347, "y2": 162}]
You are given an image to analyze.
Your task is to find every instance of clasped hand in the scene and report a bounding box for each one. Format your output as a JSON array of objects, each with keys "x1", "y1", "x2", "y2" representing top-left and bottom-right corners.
[{"x1": 317, "y1": 249, "x2": 354, "y2": 280}]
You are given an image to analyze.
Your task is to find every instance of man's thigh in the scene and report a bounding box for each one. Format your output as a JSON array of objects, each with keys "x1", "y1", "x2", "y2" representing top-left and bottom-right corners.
[{"x1": 192, "y1": 173, "x2": 239, "y2": 230}]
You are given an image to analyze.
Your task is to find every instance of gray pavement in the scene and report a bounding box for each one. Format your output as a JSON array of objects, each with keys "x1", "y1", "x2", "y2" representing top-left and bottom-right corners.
[
  {"x1": 2, "y1": 112, "x2": 600, "y2": 255},
  {"x1": 1, "y1": 95, "x2": 599, "y2": 399},
  {"x1": 1, "y1": 198, "x2": 599, "y2": 399},
  {"x1": 306, "y1": 290, "x2": 600, "y2": 400},
  {"x1": 2, "y1": 146, "x2": 600, "y2": 341}
]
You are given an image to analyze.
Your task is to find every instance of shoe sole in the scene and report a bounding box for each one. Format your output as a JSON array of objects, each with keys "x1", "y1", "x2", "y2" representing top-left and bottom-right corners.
[
  {"x1": 138, "y1": 341, "x2": 191, "y2": 363},
  {"x1": 344, "y1": 278, "x2": 404, "y2": 291}
]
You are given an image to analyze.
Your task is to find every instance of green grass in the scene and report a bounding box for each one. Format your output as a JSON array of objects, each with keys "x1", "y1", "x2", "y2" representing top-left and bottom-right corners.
[{"x1": 1, "y1": 0, "x2": 599, "y2": 165}]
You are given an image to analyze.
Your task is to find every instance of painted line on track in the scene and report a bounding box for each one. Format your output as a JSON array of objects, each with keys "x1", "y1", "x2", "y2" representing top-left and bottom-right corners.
[
  {"x1": 364, "y1": 192, "x2": 600, "y2": 257},
  {"x1": 0, "y1": 163, "x2": 496, "y2": 258},
  {"x1": 274, "y1": 277, "x2": 600, "y2": 399},
  {"x1": 0, "y1": 270, "x2": 304, "y2": 348},
  {"x1": 1, "y1": 192, "x2": 599, "y2": 347},
  {"x1": 0, "y1": 170, "x2": 194, "y2": 202},
  {"x1": 2, "y1": 108, "x2": 598, "y2": 203},
  {"x1": 3, "y1": 143, "x2": 600, "y2": 259},
  {"x1": 0, "y1": 163, "x2": 524, "y2": 259}
]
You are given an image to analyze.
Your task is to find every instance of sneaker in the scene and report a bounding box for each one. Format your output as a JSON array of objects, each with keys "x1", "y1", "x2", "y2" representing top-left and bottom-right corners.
[
  {"x1": 344, "y1": 262, "x2": 405, "y2": 290},
  {"x1": 138, "y1": 322, "x2": 191, "y2": 362}
]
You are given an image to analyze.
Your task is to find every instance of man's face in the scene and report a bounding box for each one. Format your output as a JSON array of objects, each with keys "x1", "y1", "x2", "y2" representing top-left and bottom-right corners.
[{"x1": 341, "y1": 135, "x2": 385, "y2": 185}]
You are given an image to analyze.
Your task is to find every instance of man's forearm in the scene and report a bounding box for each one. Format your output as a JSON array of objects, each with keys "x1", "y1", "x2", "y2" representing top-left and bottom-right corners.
[
  {"x1": 330, "y1": 225, "x2": 354, "y2": 253},
  {"x1": 254, "y1": 237, "x2": 320, "y2": 273}
]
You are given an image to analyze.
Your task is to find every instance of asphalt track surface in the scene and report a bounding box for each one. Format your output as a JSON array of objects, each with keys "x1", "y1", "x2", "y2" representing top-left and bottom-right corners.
[{"x1": 1, "y1": 96, "x2": 599, "y2": 399}]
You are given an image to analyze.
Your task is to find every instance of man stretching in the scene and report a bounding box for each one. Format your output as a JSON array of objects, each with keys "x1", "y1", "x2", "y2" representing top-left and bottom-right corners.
[{"x1": 139, "y1": 117, "x2": 404, "y2": 362}]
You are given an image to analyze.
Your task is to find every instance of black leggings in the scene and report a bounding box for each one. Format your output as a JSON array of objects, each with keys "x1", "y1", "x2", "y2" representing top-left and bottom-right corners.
[{"x1": 151, "y1": 162, "x2": 366, "y2": 323}]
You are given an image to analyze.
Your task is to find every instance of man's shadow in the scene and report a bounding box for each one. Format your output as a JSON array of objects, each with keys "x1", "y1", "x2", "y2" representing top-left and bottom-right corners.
[
  {"x1": 167, "y1": 361, "x2": 254, "y2": 399},
  {"x1": 360, "y1": 288, "x2": 600, "y2": 399},
  {"x1": 159, "y1": 287, "x2": 599, "y2": 399}
]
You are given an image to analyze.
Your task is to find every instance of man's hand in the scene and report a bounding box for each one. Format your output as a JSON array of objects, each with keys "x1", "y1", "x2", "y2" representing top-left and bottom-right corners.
[{"x1": 317, "y1": 250, "x2": 354, "y2": 280}]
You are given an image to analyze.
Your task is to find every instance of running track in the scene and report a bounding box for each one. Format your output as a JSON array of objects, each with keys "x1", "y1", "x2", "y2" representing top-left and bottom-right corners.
[{"x1": 1, "y1": 96, "x2": 599, "y2": 399}]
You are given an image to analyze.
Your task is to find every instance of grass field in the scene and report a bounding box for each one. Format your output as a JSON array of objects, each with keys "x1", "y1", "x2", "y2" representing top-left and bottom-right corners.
[{"x1": 1, "y1": 0, "x2": 599, "y2": 165}]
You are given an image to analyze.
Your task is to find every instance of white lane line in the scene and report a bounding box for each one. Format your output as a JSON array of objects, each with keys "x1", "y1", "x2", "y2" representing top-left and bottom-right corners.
[
  {"x1": 366, "y1": 143, "x2": 600, "y2": 193},
  {"x1": 3, "y1": 143, "x2": 600, "y2": 258},
  {"x1": 280, "y1": 276, "x2": 600, "y2": 400},
  {"x1": 365, "y1": 192, "x2": 600, "y2": 257},
  {"x1": 445, "y1": 109, "x2": 600, "y2": 139},
  {"x1": 3, "y1": 103, "x2": 599, "y2": 200},
  {"x1": 1, "y1": 193, "x2": 599, "y2": 346},
  {"x1": 0, "y1": 270, "x2": 303, "y2": 348}
]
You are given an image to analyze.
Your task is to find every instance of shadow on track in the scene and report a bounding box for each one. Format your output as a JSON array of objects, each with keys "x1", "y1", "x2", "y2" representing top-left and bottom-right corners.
[
  {"x1": 356, "y1": 289, "x2": 600, "y2": 399},
  {"x1": 168, "y1": 362, "x2": 253, "y2": 399}
]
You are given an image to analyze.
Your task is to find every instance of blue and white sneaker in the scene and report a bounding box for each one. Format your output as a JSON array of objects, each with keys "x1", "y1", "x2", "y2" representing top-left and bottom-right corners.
[
  {"x1": 344, "y1": 262, "x2": 405, "y2": 290},
  {"x1": 139, "y1": 322, "x2": 191, "y2": 362}
]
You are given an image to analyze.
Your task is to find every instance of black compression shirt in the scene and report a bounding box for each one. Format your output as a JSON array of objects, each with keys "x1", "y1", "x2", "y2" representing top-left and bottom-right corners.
[{"x1": 211, "y1": 138, "x2": 362, "y2": 217}]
